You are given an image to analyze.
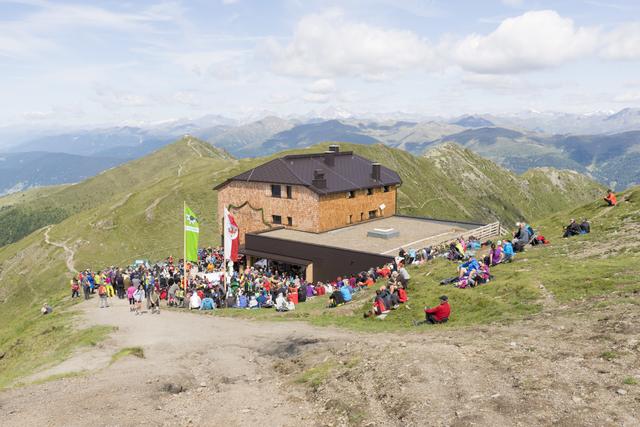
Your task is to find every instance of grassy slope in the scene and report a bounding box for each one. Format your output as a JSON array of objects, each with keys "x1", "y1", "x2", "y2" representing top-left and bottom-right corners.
[
  {"x1": 0, "y1": 138, "x2": 605, "y2": 386},
  {"x1": 216, "y1": 186, "x2": 640, "y2": 331},
  {"x1": 0, "y1": 138, "x2": 233, "y2": 387}
]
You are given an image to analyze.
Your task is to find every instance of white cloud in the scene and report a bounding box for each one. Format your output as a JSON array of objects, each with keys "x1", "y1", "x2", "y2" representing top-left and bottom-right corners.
[
  {"x1": 613, "y1": 91, "x2": 640, "y2": 102},
  {"x1": 502, "y1": 0, "x2": 524, "y2": 6},
  {"x1": 444, "y1": 10, "x2": 599, "y2": 74},
  {"x1": 600, "y1": 23, "x2": 640, "y2": 60},
  {"x1": 266, "y1": 9, "x2": 436, "y2": 79},
  {"x1": 303, "y1": 93, "x2": 331, "y2": 104},
  {"x1": 306, "y1": 79, "x2": 336, "y2": 94}
]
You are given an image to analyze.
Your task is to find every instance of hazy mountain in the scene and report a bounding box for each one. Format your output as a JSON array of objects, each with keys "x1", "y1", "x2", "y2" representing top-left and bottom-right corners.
[
  {"x1": 196, "y1": 116, "x2": 295, "y2": 157},
  {"x1": 451, "y1": 115, "x2": 495, "y2": 128},
  {"x1": 482, "y1": 108, "x2": 640, "y2": 134},
  {"x1": 260, "y1": 120, "x2": 381, "y2": 154},
  {"x1": 0, "y1": 151, "x2": 127, "y2": 195}
]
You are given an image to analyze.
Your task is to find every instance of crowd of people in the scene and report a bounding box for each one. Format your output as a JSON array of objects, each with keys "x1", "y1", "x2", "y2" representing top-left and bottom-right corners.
[{"x1": 68, "y1": 191, "x2": 616, "y2": 326}]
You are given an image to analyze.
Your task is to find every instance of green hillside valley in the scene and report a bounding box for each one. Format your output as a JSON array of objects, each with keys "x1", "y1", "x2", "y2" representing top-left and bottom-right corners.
[{"x1": 0, "y1": 138, "x2": 637, "y2": 426}]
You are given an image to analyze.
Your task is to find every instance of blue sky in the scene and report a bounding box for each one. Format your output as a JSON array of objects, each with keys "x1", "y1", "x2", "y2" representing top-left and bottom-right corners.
[{"x1": 1, "y1": 0, "x2": 640, "y2": 126}]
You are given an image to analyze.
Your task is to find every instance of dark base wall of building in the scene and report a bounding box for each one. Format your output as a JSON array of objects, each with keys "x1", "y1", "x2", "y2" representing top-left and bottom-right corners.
[{"x1": 244, "y1": 233, "x2": 394, "y2": 283}]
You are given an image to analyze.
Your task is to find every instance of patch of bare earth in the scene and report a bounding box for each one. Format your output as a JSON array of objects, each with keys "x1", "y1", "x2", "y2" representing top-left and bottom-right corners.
[{"x1": 2, "y1": 295, "x2": 640, "y2": 426}]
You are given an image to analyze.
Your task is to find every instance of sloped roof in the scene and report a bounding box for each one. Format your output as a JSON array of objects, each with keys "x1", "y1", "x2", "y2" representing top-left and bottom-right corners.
[{"x1": 214, "y1": 151, "x2": 402, "y2": 195}]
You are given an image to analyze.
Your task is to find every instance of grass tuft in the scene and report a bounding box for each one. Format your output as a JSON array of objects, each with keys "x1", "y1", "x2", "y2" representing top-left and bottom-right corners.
[{"x1": 110, "y1": 347, "x2": 145, "y2": 364}]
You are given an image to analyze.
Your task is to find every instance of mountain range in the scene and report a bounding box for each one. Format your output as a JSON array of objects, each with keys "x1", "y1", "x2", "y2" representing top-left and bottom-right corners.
[
  {"x1": 0, "y1": 137, "x2": 607, "y2": 386},
  {"x1": 1, "y1": 108, "x2": 639, "y2": 194}
]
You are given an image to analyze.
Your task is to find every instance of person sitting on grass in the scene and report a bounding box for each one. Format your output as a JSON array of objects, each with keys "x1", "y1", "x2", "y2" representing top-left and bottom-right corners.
[
  {"x1": 340, "y1": 282, "x2": 352, "y2": 303},
  {"x1": 189, "y1": 290, "x2": 201, "y2": 310},
  {"x1": 502, "y1": 240, "x2": 514, "y2": 262},
  {"x1": 275, "y1": 292, "x2": 295, "y2": 312},
  {"x1": 580, "y1": 218, "x2": 590, "y2": 234},
  {"x1": 329, "y1": 287, "x2": 346, "y2": 307},
  {"x1": 484, "y1": 243, "x2": 502, "y2": 266},
  {"x1": 364, "y1": 290, "x2": 390, "y2": 318},
  {"x1": 414, "y1": 296, "x2": 450, "y2": 325},
  {"x1": 41, "y1": 302, "x2": 53, "y2": 315},
  {"x1": 604, "y1": 189, "x2": 617, "y2": 206},
  {"x1": 563, "y1": 219, "x2": 583, "y2": 238},
  {"x1": 200, "y1": 293, "x2": 215, "y2": 311}
]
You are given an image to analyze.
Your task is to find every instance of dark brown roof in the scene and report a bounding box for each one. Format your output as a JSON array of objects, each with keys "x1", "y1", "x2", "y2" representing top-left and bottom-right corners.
[{"x1": 214, "y1": 151, "x2": 402, "y2": 195}]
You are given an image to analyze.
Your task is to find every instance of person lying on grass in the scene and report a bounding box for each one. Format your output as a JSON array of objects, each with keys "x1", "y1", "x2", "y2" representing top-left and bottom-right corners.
[{"x1": 457, "y1": 257, "x2": 479, "y2": 280}]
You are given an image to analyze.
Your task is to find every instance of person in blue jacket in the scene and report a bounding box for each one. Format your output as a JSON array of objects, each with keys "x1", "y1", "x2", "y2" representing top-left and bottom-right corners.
[
  {"x1": 340, "y1": 283, "x2": 352, "y2": 303},
  {"x1": 502, "y1": 240, "x2": 515, "y2": 262},
  {"x1": 457, "y1": 257, "x2": 480, "y2": 279}
]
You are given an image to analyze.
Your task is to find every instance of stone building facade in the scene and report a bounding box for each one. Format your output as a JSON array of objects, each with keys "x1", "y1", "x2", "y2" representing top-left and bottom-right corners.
[{"x1": 214, "y1": 147, "x2": 402, "y2": 244}]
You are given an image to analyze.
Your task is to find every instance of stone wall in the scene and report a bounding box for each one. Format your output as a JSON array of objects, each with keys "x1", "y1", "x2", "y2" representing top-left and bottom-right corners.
[
  {"x1": 318, "y1": 185, "x2": 397, "y2": 232},
  {"x1": 217, "y1": 181, "x2": 320, "y2": 243}
]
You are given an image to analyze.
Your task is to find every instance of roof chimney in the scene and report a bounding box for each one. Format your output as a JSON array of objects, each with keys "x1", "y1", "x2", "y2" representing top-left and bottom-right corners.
[
  {"x1": 312, "y1": 169, "x2": 326, "y2": 189},
  {"x1": 324, "y1": 150, "x2": 335, "y2": 166},
  {"x1": 328, "y1": 144, "x2": 340, "y2": 153},
  {"x1": 371, "y1": 162, "x2": 381, "y2": 181}
]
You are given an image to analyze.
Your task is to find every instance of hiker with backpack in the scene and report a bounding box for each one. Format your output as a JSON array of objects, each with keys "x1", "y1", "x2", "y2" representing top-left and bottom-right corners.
[{"x1": 98, "y1": 283, "x2": 109, "y2": 308}]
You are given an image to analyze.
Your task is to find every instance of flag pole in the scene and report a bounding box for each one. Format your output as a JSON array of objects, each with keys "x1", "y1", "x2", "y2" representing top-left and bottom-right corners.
[{"x1": 183, "y1": 200, "x2": 186, "y2": 295}]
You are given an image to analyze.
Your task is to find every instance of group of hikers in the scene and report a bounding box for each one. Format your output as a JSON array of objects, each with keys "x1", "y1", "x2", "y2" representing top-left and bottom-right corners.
[{"x1": 67, "y1": 190, "x2": 617, "y2": 325}]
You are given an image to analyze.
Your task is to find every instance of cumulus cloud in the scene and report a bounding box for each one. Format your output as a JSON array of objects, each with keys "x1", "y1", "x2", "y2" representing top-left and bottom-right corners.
[
  {"x1": 265, "y1": 9, "x2": 436, "y2": 79},
  {"x1": 444, "y1": 10, "x2": 599, "y2": 74}
]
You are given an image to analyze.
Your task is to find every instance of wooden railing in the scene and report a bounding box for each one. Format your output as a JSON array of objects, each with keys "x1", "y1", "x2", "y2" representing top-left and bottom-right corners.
[{"x1": 461, "y1": 221, "x2": 506, "y2": 241}]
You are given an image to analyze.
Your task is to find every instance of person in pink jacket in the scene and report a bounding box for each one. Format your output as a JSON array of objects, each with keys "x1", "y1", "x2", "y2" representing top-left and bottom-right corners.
[{"x1": 127, "y1": 284, "x2": 136, "y2": 311}]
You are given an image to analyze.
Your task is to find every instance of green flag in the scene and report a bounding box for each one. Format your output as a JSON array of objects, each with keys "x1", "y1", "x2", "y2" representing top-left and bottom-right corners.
[{"x1": 184, "y1": 204, "x2": 199, "y2": 262}]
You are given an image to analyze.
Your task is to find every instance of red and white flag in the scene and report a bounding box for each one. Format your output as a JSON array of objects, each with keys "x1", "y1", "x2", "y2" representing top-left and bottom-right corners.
[{"x1": 224, "y1": 207, "x2": 239, "y2": 262}]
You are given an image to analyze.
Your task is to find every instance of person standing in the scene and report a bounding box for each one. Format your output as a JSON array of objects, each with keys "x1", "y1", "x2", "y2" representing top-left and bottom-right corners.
[
  {"x1": 133, "y1": 284, "x2": 145, "y2": 315},
  {"x1": 71, "y1": 278, "x2": 80, "y2": 299},
  {"x1": 82, "y1": 275, "x2": 91, "y2": 300},
  {"x1": 98, "y1": 283, "x2": 109, "y2": 308}
]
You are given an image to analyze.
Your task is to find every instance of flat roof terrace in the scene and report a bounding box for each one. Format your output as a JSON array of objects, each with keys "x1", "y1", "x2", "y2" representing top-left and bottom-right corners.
[{"x1": 258, "y1": 215, "x2": 481, "y2": 256}]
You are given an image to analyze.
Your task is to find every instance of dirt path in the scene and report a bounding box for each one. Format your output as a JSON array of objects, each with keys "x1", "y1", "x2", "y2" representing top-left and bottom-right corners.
[
  {"x1": 43, "y1": 225, "x2": 77, "y2": 274},
  {"x1": 1, "y1": 298, "x2": 353, "y2": 427},
  {"x1": 2, "y1": 293, "x2": 639, "y2": 426}
]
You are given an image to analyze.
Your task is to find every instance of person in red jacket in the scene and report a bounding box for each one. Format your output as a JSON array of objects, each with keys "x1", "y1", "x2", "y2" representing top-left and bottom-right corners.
[
  {"x1": 604, "y1": 189, "x2": 617, "y2": 206},
  {"x1": 397, "y1": 287, "x2": 408, "y2": 303},
  {"x1": 414, "y1": 295, "x2": 450, "y2": 325}
]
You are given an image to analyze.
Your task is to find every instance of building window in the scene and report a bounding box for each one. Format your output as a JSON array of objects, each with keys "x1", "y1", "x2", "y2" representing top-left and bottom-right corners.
[
  {"x1": 287, "y1": 216, "x2": 293, "y2": 226},
  {"x1": 271, "y1": 184, "x2": 281, "y2": 198},
  {"x1": 383, "y1": 185, "x2": 390, "y2": 193},
  {"x1": 369, "y1": 210, "x2": 377, "y2": 219},
  {"x1": 286, "y1": 185, "x2": 292, "y2": 199},
  {"x1": 360, "y1": 212, "x2": 364, "y2": 221},
  {"x1": 347, "y1": 190, "x2": 356, "y2": 198},
  {"x1": 348, "y1": 214, "x2": 353, "y2": 224},
  {"x1": 272, "y1": 215, "x2": 282, "y2": 225},
  {"x1": 367, "y1": 188, "x2": 373, "y2": 196}
]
